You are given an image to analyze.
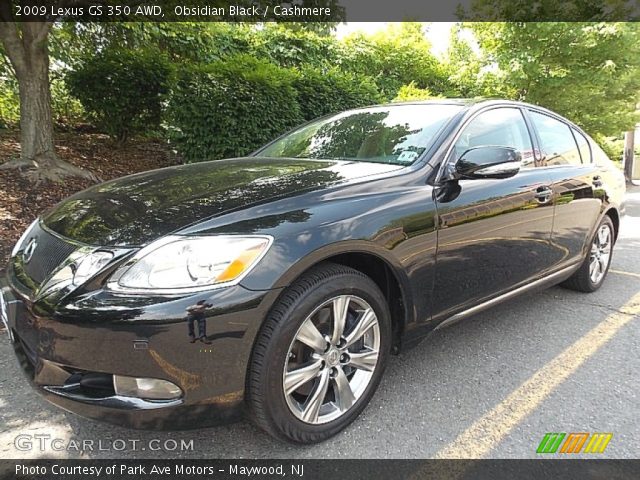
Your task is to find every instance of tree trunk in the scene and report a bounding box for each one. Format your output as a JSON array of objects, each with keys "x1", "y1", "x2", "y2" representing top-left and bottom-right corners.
[
  {"x1": 0, "y1": 20, "x2": 96, "y2": 183},
  {"x1": 19, "y1": 43, "x2": 55, "y2": 163}
]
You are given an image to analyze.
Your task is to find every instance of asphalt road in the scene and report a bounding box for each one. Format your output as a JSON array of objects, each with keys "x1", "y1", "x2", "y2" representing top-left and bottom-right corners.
[{"x1": 1, "y1": 187, "x2": 639, "y2": 460}]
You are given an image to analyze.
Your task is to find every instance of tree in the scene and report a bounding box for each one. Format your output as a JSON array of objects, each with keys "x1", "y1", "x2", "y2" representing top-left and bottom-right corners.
[
  {"x1": 339, "y1": 23, "x2": 451, "y2": 99},
  {"x1": 469, "y1": 22, "x2": 640, "y2": 137},
  {"x1": 0, "y1": 3, "x2": 96, "y2": 182}
]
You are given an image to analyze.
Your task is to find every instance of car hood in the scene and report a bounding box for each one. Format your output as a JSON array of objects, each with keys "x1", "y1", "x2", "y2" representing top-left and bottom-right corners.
[{"x1": 42, "y1": 157, "x2": 403, "y2": 246}]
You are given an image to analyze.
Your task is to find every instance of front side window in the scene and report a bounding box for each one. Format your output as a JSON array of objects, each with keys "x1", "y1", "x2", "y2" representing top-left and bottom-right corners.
[
  {"x1": 453, "y1": 108, "x2": 536, "y2": 167},
  {"x1": 529, "y1": 111, "x2": 582, "y2": 166},
  {"x1": 258, "y1": 104, "x2": 463, "y2": 166}
]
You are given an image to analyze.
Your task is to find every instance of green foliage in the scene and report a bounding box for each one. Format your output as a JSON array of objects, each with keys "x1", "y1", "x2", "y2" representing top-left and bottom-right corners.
[
  {"x1": 294, "y1": 67, "x2": 382, "y2": 120},
  {"x1": 595, "y1": 134, "x2": 625, "y2": 163},
  {"x1": 50, "y1": 74, "x2": 85, "y2": 127},
  {"x1": 167, "y1": 55, "x2": 303, "y2": 162},
  {"x1": 469, "y1": 22, "x2": 640, "y2": 137},
  {"x1": 393, "y1": 82, "x2": 436, "y2": 102},
  {"x1": 458, "y1": 0, "x2": 635, "y2": 22},
  {"x1": 67, "y1": 48, "x2": 174, "y2": 143},
  {"x1": 0, "y1": 45, "x2": 19, "y2": 127},
  {"x1": 0, "y1": 78, "x2": 19, "y2": 128},
  {"x1": 1, "y1": 47, "x2": 83, "y2": 129},
  {"x1": 442, "y1": 24, "x2": 491, "y2": 98},
  {"x1": 5, "y1": 19, "x2": 640, "y2": 160},
  {"x1": 339, "y1": 23, "x2": 452, "y2": 99},
  {"x1": 250, "y1": 24, "x2": 341, "y2": 69}
]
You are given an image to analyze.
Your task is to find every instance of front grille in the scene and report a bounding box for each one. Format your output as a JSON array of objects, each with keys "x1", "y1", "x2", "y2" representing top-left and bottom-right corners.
[{"x1": 21, "y1": 222, "x2": 77, "y2": 284}]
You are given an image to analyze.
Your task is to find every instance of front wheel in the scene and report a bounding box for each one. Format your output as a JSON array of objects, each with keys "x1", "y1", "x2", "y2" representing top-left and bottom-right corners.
[
  {"x1": 562, "y1": 215, "x2": 615, "y2": 292},
  {"x1": 247, "y1": 262, "x2": 391, "y2": 444}
]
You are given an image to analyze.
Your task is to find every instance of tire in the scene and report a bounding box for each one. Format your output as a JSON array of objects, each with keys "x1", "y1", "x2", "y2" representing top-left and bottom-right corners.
[
  {"x1": 561, "y1": 215, "x2": 615, "y2": 293},
  {"x1": 246, "y1": 262, "x2": 391, "y2": 444}
]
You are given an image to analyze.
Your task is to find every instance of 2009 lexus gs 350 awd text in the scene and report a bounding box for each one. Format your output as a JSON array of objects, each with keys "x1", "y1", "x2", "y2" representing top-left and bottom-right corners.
[{"x1": 1, "y1": 100, "x2": 625, "y2": 443}]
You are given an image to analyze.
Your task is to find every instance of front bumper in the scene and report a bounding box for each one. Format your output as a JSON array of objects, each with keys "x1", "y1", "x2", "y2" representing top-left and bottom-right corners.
[{"x1": 1, "y1": 278, "x2": 279, "y2": 430}]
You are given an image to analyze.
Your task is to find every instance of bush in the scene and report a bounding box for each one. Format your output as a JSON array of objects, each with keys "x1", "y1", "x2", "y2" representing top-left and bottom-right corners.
[
  {"x1": 0, "y1": 54, "x2": 19, "y2": 127},
  {"x1": 293, "y1": 67, "x2": 382, "y2": 121},
  {"x1": 339, "y1": 23, "x2": 452, "y2": 100},
  {"x1": 393, "y1": 82, "x2": 437, "y2": 102},
  {"x1": 67, "y1": 48, "x2": 173, "y2": 143},
  {"x1": 250, "y1": 25, "x2": 340, "y2": 69},
  {"x1": 167, "y1": 55, "x2": 303, "y2": 162},
  {"x1": 50, "y1": 74, "x2": 85, "y2": 128},
  {"x1": 594, "y1": 134, "x2": 625, "y2": 163},
  {"x1": 0, "y1": 81, "x2": 19, "y2": 128}
]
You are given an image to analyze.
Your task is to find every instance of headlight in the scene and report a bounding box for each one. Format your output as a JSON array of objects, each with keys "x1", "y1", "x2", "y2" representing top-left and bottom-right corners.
[{"x1": 107, "y1": 235, "x2": 272, "y2": 294}]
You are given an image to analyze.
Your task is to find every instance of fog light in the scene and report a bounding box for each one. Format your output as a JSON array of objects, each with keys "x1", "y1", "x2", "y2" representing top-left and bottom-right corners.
[{"x1": 113, "y1": 375, "x2": 182, "y2": 400}]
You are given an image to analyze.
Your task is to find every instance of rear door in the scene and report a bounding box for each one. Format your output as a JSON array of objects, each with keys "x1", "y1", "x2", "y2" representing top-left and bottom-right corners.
[
  {"x1": 527, "y1": 110, "x2": 602, "y2": 270},
  {"x1": 432, "y1": 107, "x2": 556, "y2": 321}
]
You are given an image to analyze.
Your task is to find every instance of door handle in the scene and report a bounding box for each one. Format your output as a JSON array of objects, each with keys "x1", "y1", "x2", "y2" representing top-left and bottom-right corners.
[
  {"x1": 534, "y1": 186, "x2": 553, "y2": 204},
  {"x1": 592, "y1": 175, "x2": 603, "y2": 188}
]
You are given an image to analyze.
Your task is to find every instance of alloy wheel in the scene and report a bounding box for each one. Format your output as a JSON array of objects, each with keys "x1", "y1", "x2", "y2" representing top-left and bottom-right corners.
[
  {"x1": 589, "y1": 224, "x2": 612, "y2": 285},
  {"x1": 283, "y1": 295, "x2": 380, "y2": 424}
]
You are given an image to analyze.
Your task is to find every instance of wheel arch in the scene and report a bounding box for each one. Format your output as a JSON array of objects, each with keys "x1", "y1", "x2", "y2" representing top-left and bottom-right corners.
[
  {"x1": 604, "y1": 207, "x2": 620, "y2": 242},
  {"x1": 269, "y1": 242, "x2": 413, "y2": 354}
]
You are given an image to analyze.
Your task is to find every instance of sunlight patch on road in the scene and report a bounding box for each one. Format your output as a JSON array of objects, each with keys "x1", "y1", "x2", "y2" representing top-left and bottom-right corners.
[{"x1": 434, "y1": 291, "x2": 640, "y2": 459}]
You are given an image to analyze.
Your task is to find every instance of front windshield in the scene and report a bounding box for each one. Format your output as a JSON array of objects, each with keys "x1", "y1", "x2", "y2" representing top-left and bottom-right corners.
[{"x1": 258, "y1": 104, "x2": 463, "y2": 166}]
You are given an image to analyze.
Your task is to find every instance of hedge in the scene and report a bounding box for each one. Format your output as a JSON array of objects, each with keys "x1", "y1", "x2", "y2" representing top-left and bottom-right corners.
[
  {"x1": 67, "y1": 48, "x2": 174, "y2": 144},
  {"x1": 294, "y1": 67, "x2": 383, "y2": 121},
  {"x1": 167, "y1": 55, "x2": 303, "y2": 162}
]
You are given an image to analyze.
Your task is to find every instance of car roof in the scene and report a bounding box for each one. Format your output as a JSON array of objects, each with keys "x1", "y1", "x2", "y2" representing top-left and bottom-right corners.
[
  {"x1": 386, "y1": 98, "x2": 540, "y2": 109},
  {"x1": 382, "y1": 98, "x2": 580, "y2": 129}
]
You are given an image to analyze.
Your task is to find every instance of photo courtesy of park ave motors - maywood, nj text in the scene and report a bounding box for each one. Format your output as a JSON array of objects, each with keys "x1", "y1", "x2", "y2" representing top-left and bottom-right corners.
[{"x1": 0, "y1": 0, "x2": 640, "y2": 478}]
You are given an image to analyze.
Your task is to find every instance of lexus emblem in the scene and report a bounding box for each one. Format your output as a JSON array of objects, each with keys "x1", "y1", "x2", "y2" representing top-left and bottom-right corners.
[{"x1": 23, "y1": 238, "x2": 38, "y2": 263}]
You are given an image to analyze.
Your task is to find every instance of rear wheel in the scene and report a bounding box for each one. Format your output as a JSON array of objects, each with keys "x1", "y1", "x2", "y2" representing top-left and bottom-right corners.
[
  {"x1": 247, "y1": 262, "x2": 391, "y2": 443},
  {"x1": 562, "y1": 216, "x2": 614, "y2": 292}
]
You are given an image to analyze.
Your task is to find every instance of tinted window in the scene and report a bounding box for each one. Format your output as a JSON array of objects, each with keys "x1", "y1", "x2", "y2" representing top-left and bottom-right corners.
[
  {"x1": 453, "y1": 108, "x2": 535, "y2": 167},
  {"x1": 529, "y1": 111, "x2": 581, "y2": 166},
  {"x1": 572, "y1": 127, "x2": 592, "y2": 163},
  {"x1": 259, "y1": 104, "x2": 463, "y2": 165}
]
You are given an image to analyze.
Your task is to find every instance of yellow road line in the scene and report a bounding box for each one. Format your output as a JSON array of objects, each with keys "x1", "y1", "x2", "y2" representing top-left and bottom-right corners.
[
  {"x1": 610, "y1": 269, "x2": 640, "y2": 280},
  {"x1": 434, "y1": 291, "x2": 640, "y2": 459}
]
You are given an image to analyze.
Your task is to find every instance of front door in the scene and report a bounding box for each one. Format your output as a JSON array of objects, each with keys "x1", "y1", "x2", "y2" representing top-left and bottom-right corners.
[{"x1": 432, "y1": 107, "x2": 559, "y2": 321}]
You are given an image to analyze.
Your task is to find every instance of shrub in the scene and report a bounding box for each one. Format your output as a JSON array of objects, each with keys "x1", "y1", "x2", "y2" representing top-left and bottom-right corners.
[
  {"x1": 339, "y1": 23, "x2": 452, "y2": 99},
  {"x1": 67, "y1": 48, "x2": 173, "y2": 144},
  {"x1": 293, "y1": 67, "x2": 382, "y2": 121},
  {"x1": 0, "y1": 82, "x2": 19, "y2": 128},
  {"x1": 594, "y1": 134, "x2": 625, "y2": 163},
  {"x1": 50, "y1": 74, "x2": 85, "y2": 128},
  {"x1": 167, "y1": 55, "x2": 303, "y2": 162},
  {"x1": 0, "y1": 55, "x2": 19, "y2": 127},
  {"x1": 250, "y1": 25, "x2": 340, "y2": 69},
  {"x1": 393, "y1": 82, "x2": 437, "y2": 102}
]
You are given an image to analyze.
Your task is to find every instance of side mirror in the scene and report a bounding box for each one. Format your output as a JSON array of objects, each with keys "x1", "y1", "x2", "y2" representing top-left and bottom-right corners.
[{"x1": 455, "y1": 146, "x2": 521, "y2": 180}]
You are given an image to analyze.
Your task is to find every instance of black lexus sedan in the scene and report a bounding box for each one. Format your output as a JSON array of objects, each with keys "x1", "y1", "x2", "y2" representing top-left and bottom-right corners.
[{"x1": 1, "y1": 100, "x2": 625, "y2": 444}]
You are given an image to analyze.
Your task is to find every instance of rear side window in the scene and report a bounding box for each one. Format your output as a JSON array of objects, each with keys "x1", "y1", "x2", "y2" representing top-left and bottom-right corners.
[
  {"x1": 529, "y1": 111, "x2": 582, "y2": 166},
  {"x1": 572, "y1": 128, "x2": 592, "y2": 163}
]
